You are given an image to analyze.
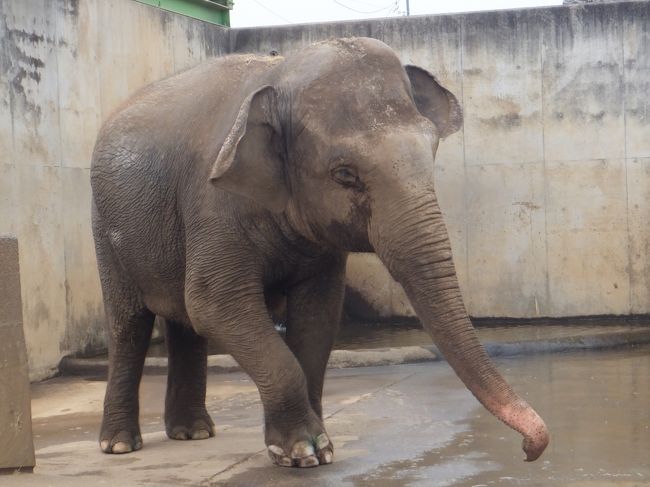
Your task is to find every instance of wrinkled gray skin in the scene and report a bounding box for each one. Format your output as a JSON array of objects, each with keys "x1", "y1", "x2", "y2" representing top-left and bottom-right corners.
[{"x1": 91, "y1": 37, "x2": 549, "y2": 468}]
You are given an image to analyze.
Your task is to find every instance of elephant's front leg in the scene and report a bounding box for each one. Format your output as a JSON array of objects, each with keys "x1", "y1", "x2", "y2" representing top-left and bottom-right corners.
[
  {"x1": 186, "y1": 268, "x2": 330, "y2": 467},
  {"x1": 285, "y1": 255, "x2": 346, "y2": 420}
]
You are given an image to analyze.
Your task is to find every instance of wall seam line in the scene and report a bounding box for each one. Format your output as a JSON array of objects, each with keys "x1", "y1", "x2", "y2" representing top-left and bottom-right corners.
[
  {"x1": 458, "y1": 14, "x2": 470, "y2": 312},
  {"x1": 540, "y1": 11, "x2": 550, "y2": 318},
  {"x1": 52, "y1": 0, "x2": 73, "y2": 361},
  {"x1": 621, "y1": 6, "x2": 632, "y2": 314}
]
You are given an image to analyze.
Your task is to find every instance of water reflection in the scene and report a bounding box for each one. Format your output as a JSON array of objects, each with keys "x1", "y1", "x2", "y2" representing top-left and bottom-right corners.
[{"x1": 446, "y1": 346, "x2": 650, "y2": 486}]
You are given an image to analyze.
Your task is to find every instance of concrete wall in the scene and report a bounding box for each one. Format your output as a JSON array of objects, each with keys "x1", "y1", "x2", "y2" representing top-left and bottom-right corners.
[
  {"x1": 2, "y1": 0, "x2": 650, "y2": 379},
  {"x1": 0, "y1": 0, "x2": 229, "y2": 380},
  {"x1": 230, "y1": 1, "x2": 650, "y2": 321}
]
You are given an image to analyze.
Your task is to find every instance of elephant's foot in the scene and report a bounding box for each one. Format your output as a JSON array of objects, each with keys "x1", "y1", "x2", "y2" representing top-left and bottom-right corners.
[
  {"x1": 100, "y1": 426, "x2": 143, "y2": 454},
  {"x1": 265, "y1": 414, "x2": 333, "y2": 468},
  {"x1": 165, "y1": 407, "x2": 215, "y2": 441},
  {"x1": 267, "y1": 433, "x2": 333, "y2": 467}
]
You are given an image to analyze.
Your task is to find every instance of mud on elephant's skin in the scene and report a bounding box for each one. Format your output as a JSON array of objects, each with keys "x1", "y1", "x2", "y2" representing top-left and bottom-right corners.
[{"x1": 90, "y1": 37, "x2": 549, "y2": 468}]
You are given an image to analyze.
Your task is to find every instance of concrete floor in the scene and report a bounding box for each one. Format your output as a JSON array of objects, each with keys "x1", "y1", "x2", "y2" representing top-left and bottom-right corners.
[{"x1": 5, "y1": 345, "x2": 650, "y2": 486}]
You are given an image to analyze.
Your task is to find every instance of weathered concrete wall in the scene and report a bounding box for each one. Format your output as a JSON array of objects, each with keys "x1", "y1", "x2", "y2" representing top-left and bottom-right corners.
[
  {"x1": 3, "y1": 0, "x2": 650, "y2": 379},
  {"x1": 230, "y1": 1, "x2": 650, "y2": 320},
  {"x1": 0, "y1": 0, "x2": 229, "y2": 380}
]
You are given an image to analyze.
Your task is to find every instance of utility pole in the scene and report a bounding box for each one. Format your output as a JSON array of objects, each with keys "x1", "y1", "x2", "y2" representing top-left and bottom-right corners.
[{"x1": 406, "y1": 0, "x2": 410, "y2": 15}]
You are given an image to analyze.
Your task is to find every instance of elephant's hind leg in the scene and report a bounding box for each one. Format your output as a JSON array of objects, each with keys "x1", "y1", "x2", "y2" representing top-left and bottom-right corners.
[
  {"x1": 94, "y1": 219, "x2": 154, "y2": 454},
  {"x1": 164, "y1": 320, "x2": 215, "y2": 441}
]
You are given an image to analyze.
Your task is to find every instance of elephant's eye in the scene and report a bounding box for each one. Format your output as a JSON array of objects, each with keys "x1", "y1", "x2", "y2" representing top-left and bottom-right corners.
[{"x1": 331, "y1": 166, "x2": 360, "y2": 188}]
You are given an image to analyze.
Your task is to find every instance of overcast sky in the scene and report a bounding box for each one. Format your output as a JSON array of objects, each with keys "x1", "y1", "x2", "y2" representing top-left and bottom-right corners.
[{"x1": 230, "y1": 0, "x2": 563, "y2": 28}]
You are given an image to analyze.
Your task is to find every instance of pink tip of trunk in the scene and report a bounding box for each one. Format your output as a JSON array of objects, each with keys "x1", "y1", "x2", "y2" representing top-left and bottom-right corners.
[{"x1": 499, "y1": 402, "x2": 549, "y2": 462}]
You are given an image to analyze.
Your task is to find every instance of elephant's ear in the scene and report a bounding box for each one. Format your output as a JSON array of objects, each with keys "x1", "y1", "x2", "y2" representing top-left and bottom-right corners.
[
  {"x1": 405, "y1": 65, "x2": 463, "y2": 139},
  {"x1": 210, "y1": 85, "x2": 289, "y2": 213}
]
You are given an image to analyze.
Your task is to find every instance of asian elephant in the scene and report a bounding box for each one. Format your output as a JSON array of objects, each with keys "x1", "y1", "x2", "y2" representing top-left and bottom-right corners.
[{"x1": 90, "y1": 37, "x2": 549, "y2": 468}]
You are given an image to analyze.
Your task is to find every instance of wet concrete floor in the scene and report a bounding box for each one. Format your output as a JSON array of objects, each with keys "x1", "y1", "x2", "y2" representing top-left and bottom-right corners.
[{"x1": 7, "y1": 345, "x2": 650, "y2": 486}]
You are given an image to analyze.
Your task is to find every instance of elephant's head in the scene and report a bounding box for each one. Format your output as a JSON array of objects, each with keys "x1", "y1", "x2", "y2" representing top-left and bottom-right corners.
[{"x1": 211, "y1": 37, "x2": 549, "y2": 461}]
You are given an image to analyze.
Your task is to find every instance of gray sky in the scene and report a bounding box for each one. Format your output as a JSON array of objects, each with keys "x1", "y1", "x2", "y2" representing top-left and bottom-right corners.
[{"x1": 230, "y1": 0, "x2": 563, "y2": 28}]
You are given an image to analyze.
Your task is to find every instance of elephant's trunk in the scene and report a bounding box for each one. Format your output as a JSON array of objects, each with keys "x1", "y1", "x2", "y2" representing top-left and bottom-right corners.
[{"x1": 370, "y1": 190, "x2": 549, "y2": 461}]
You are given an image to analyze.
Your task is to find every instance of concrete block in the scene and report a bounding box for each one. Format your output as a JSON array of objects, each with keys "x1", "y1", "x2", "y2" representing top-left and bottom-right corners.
[
  {"x1": 542, "y1": 5, "x2": 625, "y2": 162},
  {"x1": 623, "y1": 2, "x2": 650, "y2": 158},
  {"x1": 465, "y1": 163, "x2": 547, "y2": 317},
  {"x1": 462, "y1": 10, "x2": 544, "y2": 166},
  {"x1": 626, "y1": 158, "x2": 650, "y2": 313},
  {"x1": 0, "y1": 271, "x2": 22, "y2": 327},
  {"x1": 0, "y1": 239, "x2": 21, "y2": 325},
  {"x1": 0, "y1": 236, "x2": 35, "y2": 471},
  {"x1": 545, "y1": 159, "x2": 629, "y2": 315}
]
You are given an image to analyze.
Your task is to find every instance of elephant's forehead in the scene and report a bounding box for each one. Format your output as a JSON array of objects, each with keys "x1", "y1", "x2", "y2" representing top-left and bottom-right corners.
[
  {"x1": 357, "y1": 130, "x2": 435, "y2": 166},
  {"x1": 296, "y1": 86, "x2": 420, "y2": 140},
  {"x1": 304, "y1": 125, "x2": 436, "y2": 172}
]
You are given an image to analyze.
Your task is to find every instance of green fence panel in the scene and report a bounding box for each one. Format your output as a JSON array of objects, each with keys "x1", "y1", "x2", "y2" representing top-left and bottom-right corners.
[{"x1": 136, "y1": 0, "x2": 232, "y2": 26}]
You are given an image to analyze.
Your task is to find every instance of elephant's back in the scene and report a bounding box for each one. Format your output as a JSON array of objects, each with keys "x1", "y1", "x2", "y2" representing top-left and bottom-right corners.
[{"x1": 90, "y1": 53, "x2": 283, "y2": 314}]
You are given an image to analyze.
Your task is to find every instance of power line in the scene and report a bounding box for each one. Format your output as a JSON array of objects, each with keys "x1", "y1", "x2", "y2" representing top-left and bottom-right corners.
[
  {"x1": 251, "y1": 0, "x2": 293, "y2": 23},
  {"x1": 333, "y1": 0, "x2": 396, "y2": 14}
]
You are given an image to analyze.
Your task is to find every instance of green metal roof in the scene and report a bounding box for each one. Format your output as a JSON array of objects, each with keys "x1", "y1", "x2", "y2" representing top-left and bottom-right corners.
[{"x1": 136, "y1": 0, "x2": 233, "y2": 26}]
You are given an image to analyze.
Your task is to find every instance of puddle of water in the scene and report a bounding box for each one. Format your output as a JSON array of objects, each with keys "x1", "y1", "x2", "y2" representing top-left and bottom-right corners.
[
  {"x1": 422, "y1": 345, "x2": 650, "y2": 486},
  {"x1": 146, "y1": 317, "x2": 650, "y2": 357}
]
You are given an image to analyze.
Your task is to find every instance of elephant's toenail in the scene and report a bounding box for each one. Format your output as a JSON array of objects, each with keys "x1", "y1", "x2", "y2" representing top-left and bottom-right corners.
[
  {"x1": 322, "y1": 451, "x2": 333, "y2": 464},
  {"x1": 191, "y1": 430, "x2": 210, "y2": 440},
  {"x1": 112, "y1": 441, "x2": 133, "y2": 454},
  {"x1": 291, "y1": 440, "x2": 315, "y2": 459},
  {"x1": 299, "y1": 456, "x2": 319, "y2": 468},
  {"x1": 268, "y1": 445, "x2": 284, "y2": 456},
  {"x1": 315, "y1": 433, "x2": 330, "y2": 450},
  {"x1": 100, "y1": 440, "x2": 110, "y2": 452}
]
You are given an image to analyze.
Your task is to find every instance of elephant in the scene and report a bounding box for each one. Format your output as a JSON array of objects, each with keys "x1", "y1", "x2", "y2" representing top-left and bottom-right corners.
[{"x1": 90, "y1": 37, "x2": 549, "y2": 468}]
